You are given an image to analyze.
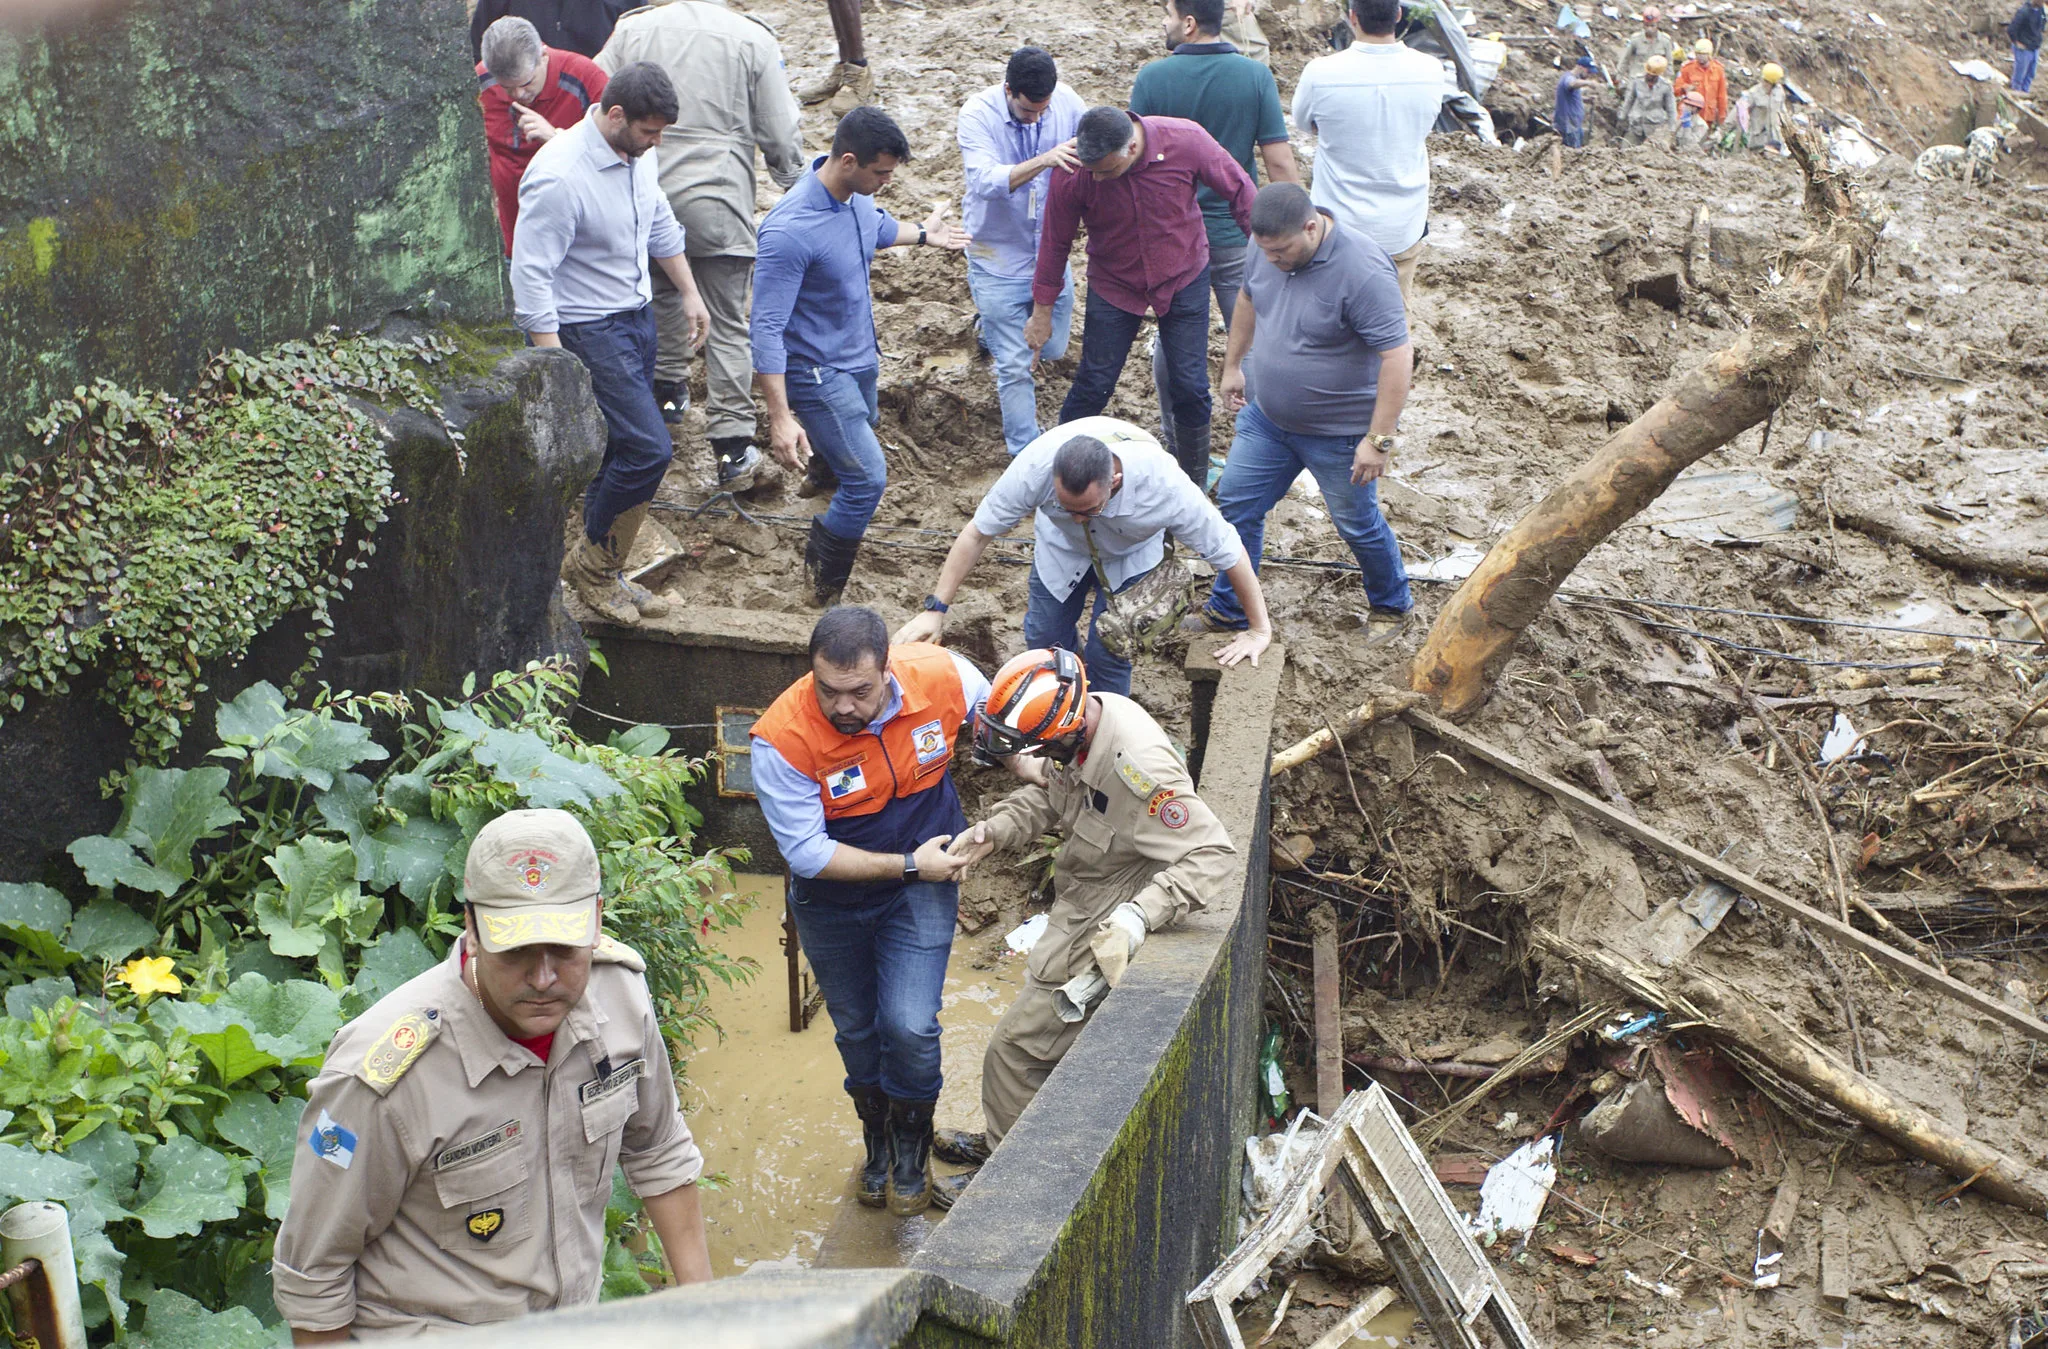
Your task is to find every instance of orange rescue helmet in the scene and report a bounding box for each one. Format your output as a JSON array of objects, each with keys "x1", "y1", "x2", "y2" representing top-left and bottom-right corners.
[{"x1": 974, "y1": 647, "x2": 1088, "y2": 763}]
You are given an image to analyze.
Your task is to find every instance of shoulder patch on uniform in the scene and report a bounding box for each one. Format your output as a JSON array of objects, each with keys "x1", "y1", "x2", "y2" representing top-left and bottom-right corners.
[
  {"x1": 1158, "y1": 798, "x2": 1191, "y2": 830},
  {"x1": 593, "y1": 934, "x2": 646, "y2": 972},
  {"x1": 1147, "y1": 786, "x2": 1177, "y2": 816},
  {"x1": 309, "y1": 1109, "x2": 357, "y2": 1170},
  {"x1": 1113, "y1": 749, "x2": 1158, "y2": 800},
  {"x1": 359, "y1": 1011, "x2": 436, "y2": 1093}
]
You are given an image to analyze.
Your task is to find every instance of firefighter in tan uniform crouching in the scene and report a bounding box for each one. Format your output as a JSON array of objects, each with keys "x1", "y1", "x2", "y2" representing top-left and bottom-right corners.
[
  {"x1": 271, "y1": 809, "x2": 711, "y2": 1341},
  {"x1": 927, "y1": 647, "x2": 1235, "y2": 1207}
]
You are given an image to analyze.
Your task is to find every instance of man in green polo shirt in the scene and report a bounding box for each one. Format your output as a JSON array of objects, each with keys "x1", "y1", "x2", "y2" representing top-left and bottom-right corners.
[{"x1": 1130, "y1": 0, "x2": 1299, "y2": 472}]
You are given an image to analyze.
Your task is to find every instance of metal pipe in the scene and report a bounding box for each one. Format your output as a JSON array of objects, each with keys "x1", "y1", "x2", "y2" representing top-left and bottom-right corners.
[{"x1": 1, "y1": 1201, "x2": 86, "y2": 1349}]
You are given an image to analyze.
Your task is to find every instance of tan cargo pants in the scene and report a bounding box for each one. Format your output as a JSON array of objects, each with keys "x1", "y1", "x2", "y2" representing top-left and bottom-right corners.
[
  {"x1": 651, "y1": 253, "x2": 757, "y2": 443},
  {"x1": 982, "y1": 984, "x2": 1089, "y2": 1147}
]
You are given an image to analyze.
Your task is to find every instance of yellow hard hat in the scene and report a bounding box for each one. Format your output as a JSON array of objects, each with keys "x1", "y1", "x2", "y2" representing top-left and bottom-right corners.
[
  {"x1": 1761, "y1": 61, "x2": 1783, "y2": 83},
  {"x1": 1646, "y1": 54, "x2": 1669, "y2": 74},
  {"x1": 1694, "y1": 37, "x2": 1714, "y2": 55}
]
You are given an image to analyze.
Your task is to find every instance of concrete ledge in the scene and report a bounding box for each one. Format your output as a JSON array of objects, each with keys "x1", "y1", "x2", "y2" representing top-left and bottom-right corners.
[{"x1": 581, "y1": 605, "x2": 816, "y2": 656}]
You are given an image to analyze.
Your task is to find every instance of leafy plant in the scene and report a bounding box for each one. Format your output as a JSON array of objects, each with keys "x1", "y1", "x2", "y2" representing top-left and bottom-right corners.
[
  {"x1": 0, "y1": 331, "x2": 459, "y2": 760},
  {"x1": 0, "y1": 659, "x2": 753, "y2": 1342}
]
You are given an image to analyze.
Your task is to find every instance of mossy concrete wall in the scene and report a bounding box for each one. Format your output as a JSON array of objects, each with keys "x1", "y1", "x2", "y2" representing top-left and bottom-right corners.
[{"x1": 0, "y1": 0, "x2": 502, "y2": 449}]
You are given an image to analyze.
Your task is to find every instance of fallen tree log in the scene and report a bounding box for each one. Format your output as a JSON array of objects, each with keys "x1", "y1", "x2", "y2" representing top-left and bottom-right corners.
[
  {"x1": 1409, "y1": 127, "x2": 1883, "y2": 718},
  {"x1": 1829, "y1": 500, "x2": 2048, "y2": 584},
  {"x1": 1269, "y1": 690, "x2": 1425, "y2": 775},
  {"x1": 1532, "y1": 930, "x2": 2048, "y2": 1213},
  {"x1": 1403, "y1": 707, "x2": 2048, "y2": 1045}
]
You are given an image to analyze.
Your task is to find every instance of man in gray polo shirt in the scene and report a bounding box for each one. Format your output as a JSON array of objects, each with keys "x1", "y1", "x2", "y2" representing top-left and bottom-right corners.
[
  {"x1": 1189, "y1": 183, "x2": 1414, "y2": 646},
  {"x1": 892, "y1": 416, "x2": 1272, "y2": 695}
]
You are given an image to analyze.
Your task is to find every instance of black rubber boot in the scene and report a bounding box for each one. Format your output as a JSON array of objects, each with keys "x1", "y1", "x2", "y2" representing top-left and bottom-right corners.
[
  {"x1": 803, "y1": 517, "x2": 861, "y2": 607},
  {"x1": 885, "y1": 1097, "x2": 937, "y2": 1216},
  {"x1": 850, "y1": 1086, "x2": 891, "y2": 1209},
  {"x1": 651, "y1": 378, "x2": 687, "y2": 427},
  {"x1": 1172, "y1": 421, "x2": 1211, "y2": 490},
  {"x1": 932, "y1": 1129, "x2": 990, "y2": 1166},
  {"x1": 930, "y1": 1168, "x2": 976, "y2": 1212}
]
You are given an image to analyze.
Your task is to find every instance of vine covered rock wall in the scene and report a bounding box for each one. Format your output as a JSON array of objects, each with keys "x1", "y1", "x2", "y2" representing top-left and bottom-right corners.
[{"x1": 0, "y1": 0, "x2": 501, "y2": 448}]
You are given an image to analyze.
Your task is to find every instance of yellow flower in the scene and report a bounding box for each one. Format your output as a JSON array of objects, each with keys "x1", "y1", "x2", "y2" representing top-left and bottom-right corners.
[{"x1": 115, "y1": 956, "x2": 184, "y2": 999}]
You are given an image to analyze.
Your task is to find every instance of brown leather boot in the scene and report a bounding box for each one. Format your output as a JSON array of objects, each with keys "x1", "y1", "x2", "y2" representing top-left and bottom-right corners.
[
  {"x1": 827, "y1": 61, "x2": 876, "y2": 115},
  {"x1": 561, "y1": 532, "x2": 640, "y2": 625},
  {"x1": 607, "y1": 504, "x2": 671, "y2": 618},
  {"x1": 799, "y1": 60, "x2": 848, "y2": 104}
]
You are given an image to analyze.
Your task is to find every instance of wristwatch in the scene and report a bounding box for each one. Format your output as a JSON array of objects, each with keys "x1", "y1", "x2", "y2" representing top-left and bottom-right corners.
[
  {"x1": 921, "y1": 594, "x2": 950, "y2": 614},
  {"x1": 917, "y1": 224, "x2": 928, "y2": 246},
  {"x1": 903, "y1": 852, "x2": 920, "y2": 881},
  {"x1": 1366, "y1": 433, "x2": 1396, "y2": 454}
]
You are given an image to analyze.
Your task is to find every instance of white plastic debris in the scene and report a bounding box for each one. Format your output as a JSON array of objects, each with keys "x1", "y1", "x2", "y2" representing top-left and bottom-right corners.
[
  {"x1": 1005, "y1": 913, "x2": 1048, "y2": 953},
  {"x1": 1624, "y1": 1270, "x2": 1682, "y2": 1298},
  {"x1": 1411, "y1": 542, "x2": 1486, "y2": 581},
  {"x1": 1242, "y1": 1110, "x2": 1331, "y2": 1273},
  {"x1": 1949, "y1": 58, "x2": 2009, "y2": 84},
  {"x1": 1819, "y1": 712, "x2": 1859, "y2": 764},
  {"x1": 1469, "y1": 1135, "x2": 1557, "y2": 1239}
]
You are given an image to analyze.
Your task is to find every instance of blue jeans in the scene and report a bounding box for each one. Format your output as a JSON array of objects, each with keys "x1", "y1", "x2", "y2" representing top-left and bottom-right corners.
[
  {"x1": 1060, "y1": 269, "x2": 1214, "y2": 450},
  {"x1": 1206, "y1": 401, "x2": 1412, "y2": 624},
  {"x1": 785, "y1": 364, "x2": 885, "y2": 542},
  {"x1": 556, "y1": 305, "x2": 672, "y2": 544},
  {"x1": 2017, "y1": 44, "x2": 2039, "y2": 93},
  {"x1": 1155, "y1": 245, "x2": 1246, "y2": 464},
  {"x1": 1023, "y1": 566, "x2": 1142, "y2": 697},
  {"x1": 789, "y1": 879, "x2": 958, "y2": 1101},
  {"x1": 969, "y1": 261, "x2": 1075, "y2": 455}
]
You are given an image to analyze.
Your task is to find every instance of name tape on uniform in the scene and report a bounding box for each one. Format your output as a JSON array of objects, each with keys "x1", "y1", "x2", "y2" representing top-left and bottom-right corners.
[
  {"x1": 435, "y1": 1119, "x2": 524, "y2": 1171},
  {"x1": 579, "y1": 1057, "x2": 645, "y2": 1107}
]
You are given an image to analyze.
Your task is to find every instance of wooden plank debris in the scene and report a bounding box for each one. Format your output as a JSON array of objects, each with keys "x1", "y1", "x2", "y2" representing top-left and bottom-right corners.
[
  {"x1": 1405, "y1": 708, "x2": 2048, "y2": 1045},
  {"x1": 1820, "y1": 1208, "x2": 1850, "y2": 1310}
]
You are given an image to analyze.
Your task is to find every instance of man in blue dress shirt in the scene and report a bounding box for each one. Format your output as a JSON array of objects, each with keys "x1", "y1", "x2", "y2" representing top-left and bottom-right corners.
[
  {"x1": 512, "y1": 62, "x2": 711, "y2": 626},
  {"x1": 956, "y1": 47, "x2": 1086, "y2": 457},
  {"x1": 750, "y1": 108, "x2": 970, "y2": 607}
]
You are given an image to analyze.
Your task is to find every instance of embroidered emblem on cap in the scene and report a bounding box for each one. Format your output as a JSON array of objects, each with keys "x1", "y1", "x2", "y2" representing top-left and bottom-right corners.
[
  {"x1": 507, "y1": 847, "x2": 557, "y2": 892},
  {"x1": 467, "y1": 1208, "x2": 504, "y2": 1242},
  {"x1": 309, "y1": 1109, "x2": 357, "y2": 1170},
  {"x1": 1158, "y1": 799, "x2": 1190, "y2": 830}
]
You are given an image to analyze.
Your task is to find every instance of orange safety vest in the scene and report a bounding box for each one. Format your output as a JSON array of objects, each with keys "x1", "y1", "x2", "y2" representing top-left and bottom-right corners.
[
  {"x1": 1674, "y1": 58, "x2": 1728, "y2": 125},
  {"x1": 753, "y1": 644, "x2": 970, "y2": 853}
]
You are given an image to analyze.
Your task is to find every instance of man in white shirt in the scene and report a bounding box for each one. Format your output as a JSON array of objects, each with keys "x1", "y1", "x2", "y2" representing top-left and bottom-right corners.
[
  {"x1": 892, "y1": 417, "x2": 1271, "y2": 696},
  {"x1": 1291, "y1": 0, "x2": 1446, "y2": 306}
]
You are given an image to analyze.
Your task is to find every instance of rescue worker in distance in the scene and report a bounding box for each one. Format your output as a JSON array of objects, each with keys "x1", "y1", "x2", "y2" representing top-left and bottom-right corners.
[
  {"x1": 928, "y1": 648, "x2": 1235, "y2": 1206},
  {"x1": 749, "y1": 606, "x2": 989, "y2": 1215},
  {"x1": 272, "y1": 809, "x2": 711, "y2": 1342}
]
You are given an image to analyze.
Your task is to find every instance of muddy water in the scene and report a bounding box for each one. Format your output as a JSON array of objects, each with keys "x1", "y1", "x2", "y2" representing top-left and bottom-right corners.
[{"x1": 682, "y1": 875, "x2": 1021, "y2": 1273}]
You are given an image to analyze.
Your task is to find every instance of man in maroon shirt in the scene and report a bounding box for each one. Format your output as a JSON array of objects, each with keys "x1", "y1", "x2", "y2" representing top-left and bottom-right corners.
[
  {"x1": 477, "y1": 16, "x2": 609, "y2": 257},
  {"x1": 1025, "y1": 107, "x2": 1256, "y2": 485}
]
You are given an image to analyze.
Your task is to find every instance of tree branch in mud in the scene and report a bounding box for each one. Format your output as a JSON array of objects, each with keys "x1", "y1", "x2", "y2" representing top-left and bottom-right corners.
[
  {"x1": 1532, "y1": 930, "x2": 2048, "y2": 1213},
  {"x1": 1409, "y1": 127, "x2": 1885, "y2": 719}
]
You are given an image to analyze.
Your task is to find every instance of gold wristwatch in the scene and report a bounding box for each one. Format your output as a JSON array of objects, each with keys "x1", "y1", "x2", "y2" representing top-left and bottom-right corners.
[{"x1": 1366, "y1": 433, "x2": 1396, "y2": 454}]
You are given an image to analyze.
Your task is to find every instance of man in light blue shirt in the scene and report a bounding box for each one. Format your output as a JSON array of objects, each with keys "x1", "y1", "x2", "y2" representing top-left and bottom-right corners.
[
  {"x1": 893, "y1": 417, "x2": 1273, "y2": 695},
  {"x1": 751, "y1": 107, "x2": 969, "y2": 608},
  {"x1": 512, "y1": 62, "x2": 711, "y2": 626},
  {"x1": 956, "y1": 47, "x2": 1085, "y2": 456}
]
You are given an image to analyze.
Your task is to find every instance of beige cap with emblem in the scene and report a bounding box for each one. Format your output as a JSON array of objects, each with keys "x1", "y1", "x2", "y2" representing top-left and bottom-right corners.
[{"x1": 463, "y1": 808, "x2": 602, "y2": 952}]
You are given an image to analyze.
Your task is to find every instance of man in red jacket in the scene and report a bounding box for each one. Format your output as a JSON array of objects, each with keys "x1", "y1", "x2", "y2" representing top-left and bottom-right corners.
[{"x1": 477, "y1": 16, "x2": 609, "y2": 257}]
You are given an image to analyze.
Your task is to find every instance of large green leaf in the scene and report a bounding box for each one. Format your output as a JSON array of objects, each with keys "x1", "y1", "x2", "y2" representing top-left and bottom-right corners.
[
  {"x1": 5, "y1": 975, "x2": 76, "y2": 1022},
  {"x1": 136, "y1": 1288, "x2": 274, "y2": 1349},
  {"x1": 0, "y1": 882, "x2": 75, "y2": 966},
  {"x1": 610, "y1": 723, "x2": 671, "y2": 757},
  {"x1": 68, "y1": 833, "x2": 182, "y2": 898},
  {"x1": 215, "y1": 681, "x2": 289, "y2": 743},
  {"x1": 315, "y1": 772, "x2": 379, "y2": 848},
  {"x1": 149, "y1": 976, "x2": 342, "y2": 1085},
  {"x1": 75, "y1": 1225, "x2": 128, "y2": 1329},
  {"x1": 215, "y1": 1092, "x2": 307, "y2": 1221},
  {"x1": 380, "y1": 770, "x2": 434, "y2": 818},
  {"x1": 362, "y1": 816, "x2": 462, "y2": 901},
  {"x1": 345, "y1": 929, "x2": 436, "y2": 1017},
  {"x1": 131, "y1": 1136, "x2": 248, "y2": 1238},
  {"x1": 116, "y1": 765, "x2": 238, "y2": 880},
  {"x1": 0, "y1": 1140, "x2": 94, "y2": 1203},
  {"x1": 256, "y1": 837, "x2": 361, "y2": 958},
  {"x1": 465, "y1": 723, "x2": 623, "y2": 810},
  {"x1": 254, "y1": 712, "x2": 388, "y2": 791},
  {"x1": 67, "y1": 898, "x2": 162, "y2": 964}
]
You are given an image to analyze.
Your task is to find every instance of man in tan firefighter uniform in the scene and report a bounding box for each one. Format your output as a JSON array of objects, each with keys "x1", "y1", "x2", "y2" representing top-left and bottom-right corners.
[
  {"x1": 926, "y1": 647, "x2": 1234, "y2": 1206},
  {"x1": 271, "y1": 809, "x2": 711, "y2": 1341}
]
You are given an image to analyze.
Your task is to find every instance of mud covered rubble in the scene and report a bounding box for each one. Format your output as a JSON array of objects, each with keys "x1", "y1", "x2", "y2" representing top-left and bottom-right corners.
[{"x1": 614, "y1": 0, "x2": 2048, "y2": 1342}]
